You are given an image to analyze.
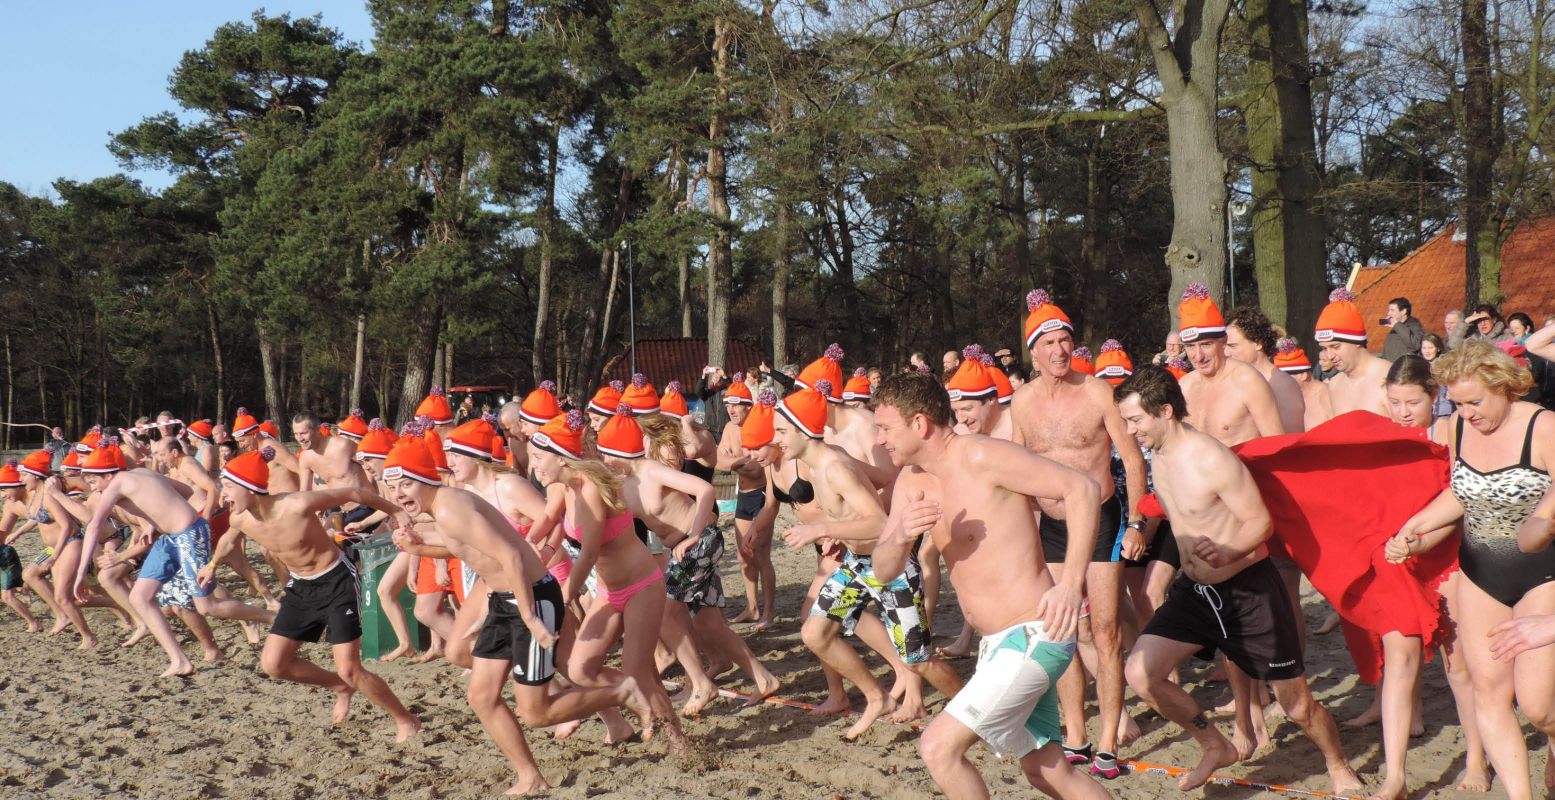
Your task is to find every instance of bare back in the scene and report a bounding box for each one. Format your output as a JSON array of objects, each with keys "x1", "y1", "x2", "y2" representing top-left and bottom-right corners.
[
  {"x1": 1301, "y1": 380, "x2": 1335, "y2": 430},
  {"x1": 1259, "y1": 362, "x2": 1308, "y2": 432},
  {"x1": 105, "y1": 470, "x2": 200, "y2": 533},
  {"x1": 430, "y1": 487, "x2": 546, "y2": 592}
]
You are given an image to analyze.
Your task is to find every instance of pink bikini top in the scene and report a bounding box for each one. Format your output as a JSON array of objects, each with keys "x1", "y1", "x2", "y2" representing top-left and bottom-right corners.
[{"x1": 563, "y1": 512, "x2": 634, "y2": 546}]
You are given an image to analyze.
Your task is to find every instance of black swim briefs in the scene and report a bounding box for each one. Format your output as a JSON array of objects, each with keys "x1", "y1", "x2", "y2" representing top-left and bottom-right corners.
[{"x1": 1142, "y1": 557, "x2": 1304, "y2": 681}]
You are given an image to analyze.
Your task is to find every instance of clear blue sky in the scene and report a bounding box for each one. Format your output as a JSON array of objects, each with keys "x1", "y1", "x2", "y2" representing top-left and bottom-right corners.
[{"x1": 0, "y1": 2, "x2": 375, "y2": 199}]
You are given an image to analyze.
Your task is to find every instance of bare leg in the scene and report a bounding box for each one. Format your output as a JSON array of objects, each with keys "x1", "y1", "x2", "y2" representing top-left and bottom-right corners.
[
  {"x1": 801, "y1": 615, "x2": 891, "y2": 739},
  {"x1": 660, "y1": 600, "x2": 717, "y2": 715},
  {"x1": 1267, "y1": 677, "x2": 1362, "y2": 794},
  {"x1": 1126, "y1": 636, "x2": 1239, "y2": 790},
  {"x1": 1458, "y1": 579, "x2": 1532, "y2": 800},
  {"x1": 377, "y1": 552, "x2": 418, "y2": 661},
  {"x1": 1085, "y1": 561, "x2": 1124, "y2": 759},
  {"x1": 2, "y1": 588, "x2": 39, "y2": 632},
  {"x1": 805, "y1": 553, "x2": 850, "y2": 714},
  {"x1": 468, "y1": 657, "x2": 551, "y2": 796},
  {"x1": 129, "y1": 579, "x2": 193, "y2": 677},
  {"x1": 22, "y1": 562, "x2": 64, "y2": 634},
  {"x1": 49, "y1": 546, "x2": 96, "y2": 648},
  {"x1": 1509, "y1": 584, "x2": 1555, "y2": 798},
  {"x1": 332, "y1": 639, "x2": 420, "y2": 740},
  {"x1": 411, "y1": 590, "x2": 455, "y2": 662},
  {"x1": 691, "y1": 606, "x2": 780, "y2": 702},
  {"x1": 174, "y1": 607, "x2": 225, "y2": 661},
  {"x1": 919, "y1": 537, "x2": 941, "y2": 635},
  {"x1": 1367, "y1": 632, "x2": 1421, "y2": 800},
  {"x1": 1439, "y1": 573, "x2": 1490, "y2": 792},
  {"x1": 96, "y1": 563, "x2": 146, "y2": 644},
  {"x1": 443, "y1": 580, "x2": 488, "y2": 669},
  {"x1": 731, "y1": 516, "x2": 760, "y2": 623},
  {"x1": 192, "y1": 588, "x2": 275, "y2": 625}
]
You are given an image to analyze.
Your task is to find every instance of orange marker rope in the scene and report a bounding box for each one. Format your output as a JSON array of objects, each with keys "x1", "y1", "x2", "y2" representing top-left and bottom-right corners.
[{"x1": 714, "y1": 688, "x2": 1362, "y2": 800}]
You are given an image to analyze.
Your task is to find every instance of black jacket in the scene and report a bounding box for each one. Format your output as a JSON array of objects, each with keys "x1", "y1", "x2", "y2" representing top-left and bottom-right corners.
[{"x1": 1382, "y1": 316, "x2": 1425, "y2": 361}]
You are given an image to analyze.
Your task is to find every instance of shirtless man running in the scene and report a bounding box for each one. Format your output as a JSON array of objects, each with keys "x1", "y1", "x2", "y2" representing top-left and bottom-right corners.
[
  {"x1": 199, "y1": 448, "x2": 421, "y2": 741},
  {"x1": 1114, "y1": 366, "x2": 1361, "y2": 794},
  {"x1": 1226, "y1": 307, "x2": 1307, "y2": 432},
  {"x1": 72, "y1": 445, "x2": 275, "y2": 677},
  {"x1": 713, "y1": 375, "x2": 777, "y2": 628},
  {"x1": 1011, "y1": 290, "x2": 1145, "y2": 778},
  {"x1": 869, "y1": 371, "x2": 1111, "y2": 800},
  {"x1": 1315, "y1": 290, "x2": 1391, "y2": 416}
]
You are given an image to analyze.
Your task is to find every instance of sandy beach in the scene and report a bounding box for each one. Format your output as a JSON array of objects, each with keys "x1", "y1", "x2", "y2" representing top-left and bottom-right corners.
[{"x1": 0, "y1": 508, "x2": 1527, "y2": 799}]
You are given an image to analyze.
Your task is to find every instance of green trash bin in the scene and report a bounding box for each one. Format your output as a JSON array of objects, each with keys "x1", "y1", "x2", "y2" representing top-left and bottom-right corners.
[{"x1": 353, "y1": 532, "x2": 427, "y2": 661}]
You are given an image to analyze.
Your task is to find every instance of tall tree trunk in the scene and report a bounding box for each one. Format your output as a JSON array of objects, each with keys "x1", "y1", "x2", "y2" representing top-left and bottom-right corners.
[
  {"x1": 705, "y1": 17, "x2": 737, "y2": 372},
  {"x1": 1461, "y1": 0, "x2": 1494, "y2": 310},
  {"x1": 3, "y1": 332, "x2": 11, "y2": 451},
  {"x1": 573, "y1": 164, "x2": 633, "y2": 400},
  {"x1": 1247, "y1": 0, "x2": 1326, "y2": 335},
  {"x1": 1080, "y1": 135, "x2": 1109, "y2": 344},
  {"x1": 351, "y1": 237, "x2": 369, "y2": 412},
  {"x1": 601, "y1": 248, "x2": 622, "y2": 353},
  {"x1": 679, "y1": 157, "x2": 694, "y2": 338},
  {"x1": 396, "y1": 307, "x2": 444, "y2": 427},
  {"x1": 96, "y1": 311, "x2": 108, "y2": 424},
  {"x1": 1133, "y1": 0, "x2": 1234, "y2": 326},
  {"x1": 771, "y1": 201, "x2": 791, "y2": 367},
  {"x1": 257, "y1": 322, "x2": 281, "y2": 423},
  {"x1": 444, "y1": 338, "x2": 454, "y2": 390},
  {"x1": 532, "y1": 118, "x2": 560, "y2": 384},
  {"x1": 431, "y1": 342, "x2": 445, "y2": 389}
]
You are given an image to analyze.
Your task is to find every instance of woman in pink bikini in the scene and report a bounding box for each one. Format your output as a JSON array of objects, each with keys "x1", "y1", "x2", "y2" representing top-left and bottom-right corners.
[{"x1": 528, "y1": 411, "x2": 685, "y2": 744}]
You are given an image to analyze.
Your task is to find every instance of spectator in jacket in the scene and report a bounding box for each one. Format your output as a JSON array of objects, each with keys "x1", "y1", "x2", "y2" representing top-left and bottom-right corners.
[{"x1": 1382, "y1": 297, "x2": 1426, "y2": 361}]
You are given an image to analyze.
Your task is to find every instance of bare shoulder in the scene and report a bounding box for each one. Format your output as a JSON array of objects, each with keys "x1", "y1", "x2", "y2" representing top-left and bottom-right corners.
[
  {"x1": 1083, "y1": 374, "x2": 1118, "y2": 405},
  {"x1": 1011, "y1": 380, "x2": 1039, "y2": 411}
]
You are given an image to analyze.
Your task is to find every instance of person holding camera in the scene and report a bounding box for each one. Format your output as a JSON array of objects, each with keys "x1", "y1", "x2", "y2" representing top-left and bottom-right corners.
[{"x1": 1382, "y1": 297, "x2": 1426, "y2": 361}]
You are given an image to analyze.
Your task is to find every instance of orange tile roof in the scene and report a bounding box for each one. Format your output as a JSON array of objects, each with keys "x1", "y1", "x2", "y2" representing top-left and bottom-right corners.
[
  {"x1": 605, "y1": 337, "x2": 767, "y2": 390},
  {"x1": 1352, "y1": 216, "x2": 1555, "y2": 349}
]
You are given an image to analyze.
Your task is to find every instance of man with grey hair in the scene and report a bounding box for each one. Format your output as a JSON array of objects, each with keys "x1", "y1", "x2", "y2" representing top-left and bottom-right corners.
[
  {"x1": 496, "y1": 401, "x2": 527, "y2": 473},
  {"x1": 1444, "y1": 309, "x2": 1467, "y2": 349}
]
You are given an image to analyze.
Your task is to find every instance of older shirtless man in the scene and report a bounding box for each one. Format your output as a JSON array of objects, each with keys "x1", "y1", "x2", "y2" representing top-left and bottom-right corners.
[
  {"x1": 1115, "y1": 367, "x2": 1360, "y2": 794},
  {"x1": 1011, "y1": 290, "x2": 1144, "y2": 778},
  {"x1": 1176, "y1": 286, "x2": 1285, "y2": 445},
  {"x1": 869, "y1": 371, "x2": 1110, "y2": 800},
  {"x1": 72, "y1": 447, "x2": 275, "y2": 677},
  {"x1": 1226, "y1": 307, "x2": 1306, "y2": 432},
  {"x1": 201, "y1": 448, "x2": 421, "y2": 741},
  {"x1": 714, "y1": 375, "x2": 777, "y2": 628},
  {"x1": 1315, "y1": 290, "x2": 1391, "y2": 416}
]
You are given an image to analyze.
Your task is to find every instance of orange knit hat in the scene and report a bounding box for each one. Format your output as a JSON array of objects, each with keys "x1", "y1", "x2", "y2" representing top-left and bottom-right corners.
[
  {"x1": 1315, "y1": 288, "x2": 1367, "y2": 344},
  {"x1": 258, "y1": 420, "x2": 279, "y2": 440},
  {"x1": 82, "y1": 438, "x2": 124, "y2": 474},
  {"x1": 81, "y1": 426, "x2": 104, "y2": 450},
  {"x1": 336, "y1": 409, "x2": 369, "y2": 441},
  {"x1": 843, "y1": 368, "x2": 872, "y2": 402},
  {"x1": 1095, "y1": 340, "x2": 1134, "y2": 386},
  {"x1": 1166, "y1": 356, "x2": 1190, "y2": 380},
  {"x1": 1070, "y1": 346, "x2": 1096, "y2": 376},
  {"x1": 946, "y1": 345, "x2": 998, "y2": 401},
  {"x1": 1178, "y1": 283, "x2": 1226, "y2": 343},
  {"x1": 598, "y1": 405, "x2": 648, "y2": 459},
  {"x1": 221, "y1": 447, "x2": 275, "y2": 494},
  {"x1": 1274, "y1": 337, "x2": 1313, "y2": 373},
  {"x1": 230, "y1": 407, "x2": 260, "y2": 438},
  {"x1": 1023, "y1": 289, "x2": 1073, "y2": 349},
  {"x1": 777, "y1": 381, "x2": 832, "y2": 439},
  {"x1": 588, "y1": 380, "x2": 626, "y2": 416},
  {"x1": 355, "y1": 419, "x2": 396, "y2": 461},
  {"x1": 384, "y1": 429, "x2": 441, "y2": 486},
  {"x1": 61, "y1": 451, "x2": 82, "y2": 472},
  {"x1": 415, "y1": 385, "x2": 455, "y2": 426},
  {"x1": 0, "y1": 459, "x2": 20, "y2": 489},
  {"x1": 723, "y1": 372, "x2": 754, "y2": 405},
  {"x1": 445, "y1": 416, "x2": 497, "y2": 461},
  {"x1": 620, "y1": 374, "x2": 660, "y2": 415},
  {"x1": 19, "y1": 450, "x2": 52, "y2": 479},
  {"x1": 796, "y1": 344, "x2": 846, "y2": 403},
  {"x1": 520, "y1": 381, "x2": 561, "y2": 425},
  {"x1": 741, "y1": 391, "x2": 779, "y2": 449},
  {"x1": 421, "y1": 420, "x2": 448, "y2": 471},
  {"x1": 531, "y1": 410, "x2": 588, "y2": 460},
  {"x1": 660, "y1": 381, "x2": 690, "y2": 420},
  {"x1": 186, "y1": 419, "x2": 214, "y2": 443}
]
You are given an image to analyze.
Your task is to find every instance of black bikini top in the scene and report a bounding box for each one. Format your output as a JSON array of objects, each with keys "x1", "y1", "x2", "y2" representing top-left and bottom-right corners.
[{"x1": 774, "y1": 472, "x2": 815, "y2": 505}]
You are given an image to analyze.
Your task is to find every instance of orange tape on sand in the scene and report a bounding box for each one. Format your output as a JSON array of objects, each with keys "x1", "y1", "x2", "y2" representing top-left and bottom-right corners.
[{"x1": 714, "y1": 688, "x2": 1362, "y2": 800}]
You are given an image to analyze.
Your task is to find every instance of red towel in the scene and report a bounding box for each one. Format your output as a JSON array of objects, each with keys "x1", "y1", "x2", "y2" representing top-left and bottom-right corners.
[{"x1": 1232, "y1": 411, "x2": 1458, "y2": 684}]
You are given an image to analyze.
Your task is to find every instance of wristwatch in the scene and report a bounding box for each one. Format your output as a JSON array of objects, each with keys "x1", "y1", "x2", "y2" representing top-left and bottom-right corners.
[{"x1": 1126, "y1": 520, "x2": 1145, "y2": 532}]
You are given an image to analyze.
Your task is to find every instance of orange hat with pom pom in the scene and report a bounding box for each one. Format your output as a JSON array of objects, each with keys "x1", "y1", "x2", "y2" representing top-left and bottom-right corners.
[
  {"x1": 843, "y1": 368, "x2": 872, "y2": 402},
  {"x1": 620, "y1": 374, "x2": 660, "y2": 415},
  {"x1": 81, "y1": 426, "x2": 104, "y2": 450},
  {"x1": 355, "y1": 419, "x2": 396, "y2": 461},
  {"x1": 588, "y1": 380, "x2": 625, "y2": 416},
  {"x1": 186, "y1": 420, "x2": 214, "y2": 443},
  {"x1": 384, "y1": 427, "x2": 442, "y2": 486},
  {"x1": 336, "y1": 409, "x2": 369, "y2": 441},
  {"x1": 19, "y1": 450, "x2": 52, "y2": 479},
  {"x1": 82, "y1": 438, "x2": 124, "y2": 474},
  {"x1": 1315, "y1": 288, "x2": 1367, "y2": 344},
  {"x1": 221, "y1": 447, "x2": 276, "y2": 494},
  {"x1": 531, "y1": 410, "x2": 589, "y2": 460},
  {"x1": 0, "y1": 459, "x2": 20, "y2": 489},
  {"x1": 1070, "y1": 346, "x2": 1096, "y2": 376},
  {"x1": 777, "y1": 381, "x2": 832, "y2": 439},
  {"x1": 520, "y1": 381, "x2": 562, "y2": 425},
  {"x1": 1177, "y1": 283, "x2": 1226, "y2": 343},
  {"x1": 598, "y1": 406, "x2": 648, "y2": 459},
  {"x1": 231, "y1": 407, "x2": 260, "y2": 438},
  {"x1": 947, "y1": 345, "x2": 998, "y2": 401},
  {"x1": 1274, "y1": 337, "x2": 1313, "y2": 373},
  {"x1": 741, "y1": 391, "x2": 779, "y2": 450},
  {"x1": 319, "y1": 423, "x2": 334, "y2": 438},
  {"x1": 1023, "y1": 289, "x2": 1073, "y2": 349},
  {"x1": 660, "y1": 382, "x2": 689, "y2": 420},
  {"x1": 420, "y1": 419, "x2": 448, "y2": 471},
  {"x1": 797, "y1": 344, "x2": 847, "y2": 403},
  {"x1": 445, "y1": 416, "x2": 497, "y2": 461},
  {"x1": 415, "y1": 385, "x2": 455, "y2": 426},
  {"x1": 723, "y1": 372, "x2": 753, "y2": 405},
  {"x1": 1165, "y1": 356, "x2": 1190, "y2": 380},
  {"x1": 61, "y1": 451, "x2": 82, "y2": 472},
  {"x1": 1095, "y1": 340, "x2": 1133, "y2": 386}
]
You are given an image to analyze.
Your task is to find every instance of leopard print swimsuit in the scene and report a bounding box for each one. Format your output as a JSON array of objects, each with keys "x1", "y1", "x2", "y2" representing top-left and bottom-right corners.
[{"x1": 1452, "y1": 410, "x2": 1552, "y2": 606}]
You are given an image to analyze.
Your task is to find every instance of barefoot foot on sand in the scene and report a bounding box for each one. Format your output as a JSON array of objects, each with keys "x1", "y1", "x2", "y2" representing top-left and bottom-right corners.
[
  {"x1": 160, "y1": 660, "x2": 196, "y2": 679},
  {"x1": 1315, "y1": 610, "x2": 1341, "y2": 636},
  {"x1": 681, "y1": 684, "x2": 717, "y2": 717},
  {"x1": 888, "y1": 694, "x2": 926, "y2": 724},
  {"x1": 333, "y1": 687, "x2": 356, "y2": 724},
  {"x1": 503, "y1": 773, "x2": 552, "y2": 797},
  {"x1": 395, "y1": 715, "x2": 422, "y2": 742},
  {"x1": 602, "y1": 713, "x2": 637, "y2": 745},
  {"x1": 744, "y1": 675, "x2": 781, "y2": 707},
  {"x1": 78, "y1": 634, "x2": 98, "y2": 650},
  {"x1": 1179, "y1": 738, "x2": 1239, "y2": 791},
  {"x1": 845, "y1": 693, "x2": 895, "y2": 740},
  {"x1": 810, "y1": 695, "x2": 850, "y2": 716},
  {"x1": 1364, "y1": 775, "x2": 1407, "y2": 800},
  {"x1": 122, "y1": 626, "x2": 148, "y2": 647},
  {"x1": 411, "y1": 649, "x2": 442, "y2": 664},
  {"x1": 1118, "y1": 711, "x2": 1143, "y2": 748},
  {"x1": 1329, "y1": 764, "x2": 1365, "y2": 797},
  {"x1": 381, "y1": 644, "x2": 417, "y2": 663}
]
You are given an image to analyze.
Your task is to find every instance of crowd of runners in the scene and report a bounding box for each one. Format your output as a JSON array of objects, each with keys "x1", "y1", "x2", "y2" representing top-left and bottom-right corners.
[{"x1": 2, "y1": 287, "x2": 1554, "y2": 800}]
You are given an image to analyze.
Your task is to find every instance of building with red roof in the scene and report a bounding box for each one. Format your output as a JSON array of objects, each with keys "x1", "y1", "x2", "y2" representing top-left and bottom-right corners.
[{"x1": 1351, "y1": 217, "x2": 1555, "y2": 349}]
